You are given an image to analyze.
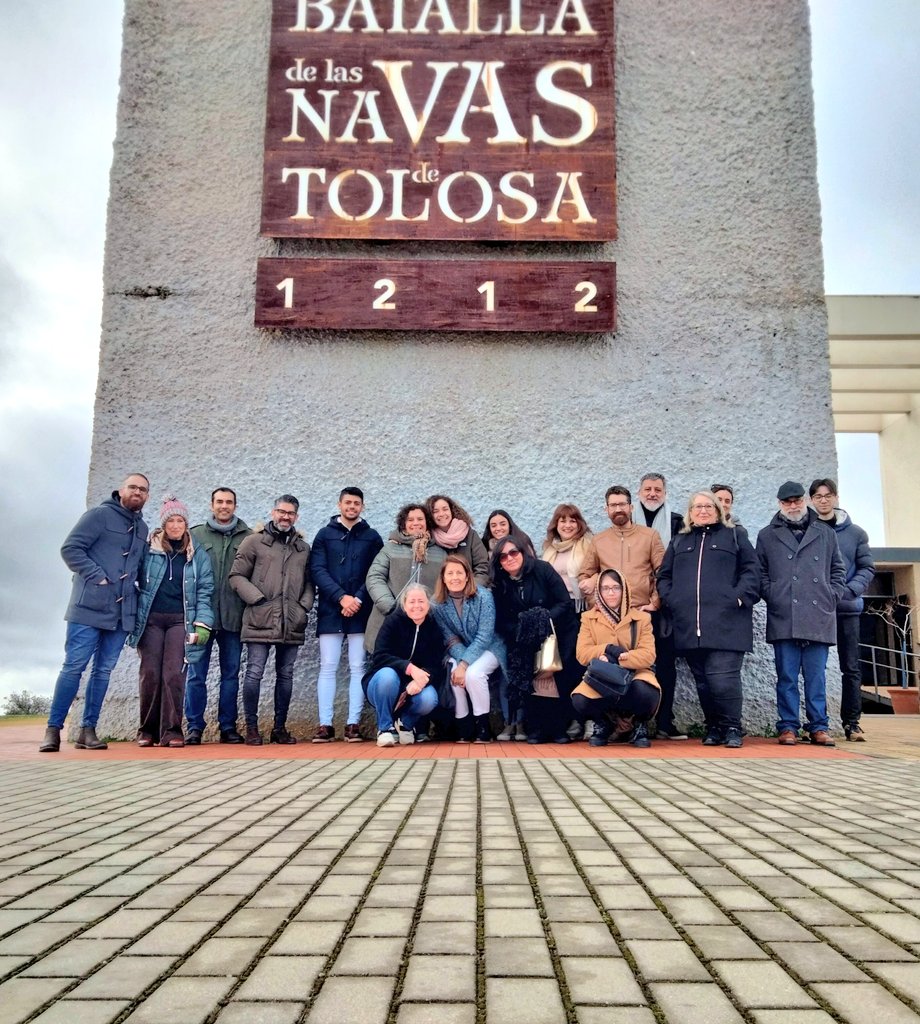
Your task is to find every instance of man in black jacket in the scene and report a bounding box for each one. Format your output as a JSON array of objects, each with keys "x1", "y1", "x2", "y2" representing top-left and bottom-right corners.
[{"x1": 309, "y1": 488, "x2": 383, "y2": 742}]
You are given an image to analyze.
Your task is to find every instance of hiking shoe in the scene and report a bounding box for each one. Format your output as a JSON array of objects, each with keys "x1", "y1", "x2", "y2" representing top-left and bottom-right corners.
[
  {"x1": 589, "y1": 719, "x2": 612, "y2": 747},
  {"x1": 270, "y1": 727, "x2": 297, "y2": 744},
  {"x1": 496, "y1": 722, "x2": 513, "y2": 741},
  {"x1": 844, "y1": 721, "x2": 866, "y2": 742},
  {"x1": 39, "y1": 726, "x2": 60, "y2": 753},
  {"x1": 724, "y1": 727, "x2": 744, "y2": 749},
  {"x1": 514, "y1": 724, "x2": 528, "y2": 741},
  {"x1": 377, "y1": 729, "x2": 398, "y2": 748},
  {"x1": 344, "y1": 724, "x2": 364, "y2": 742},
  {"x1": 702, "y1": 727, "x2": 723, "y2": 746},
  {"x1": 311, "y1": 725, "x2": 335, "y2": 743}
]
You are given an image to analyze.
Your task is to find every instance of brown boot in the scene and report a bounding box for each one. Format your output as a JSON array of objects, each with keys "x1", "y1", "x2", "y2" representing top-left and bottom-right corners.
[
  {"x1": 39, "y1": 726, "x2": 60, "y2": 753},
  {"x1": 245, "y1": 726, "x2": 263, "y2": 746},
  {"x1": 75, "y1": 727, "x2": 108, "y2": 750}
]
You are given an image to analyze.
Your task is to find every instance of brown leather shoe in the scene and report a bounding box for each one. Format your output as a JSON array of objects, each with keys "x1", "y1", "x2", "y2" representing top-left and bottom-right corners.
[
  {"x1": 343, "y1": 724, "x2": 364, "y2": 743},
  {"x1": 39, "y1": 726, "x2": 60, "y2": 753},
  {"x1": 245, "y1": 727, "x2": 263, "y2": 746},
  {"x1": 809, "y1": 730, "x2": 836, "y2": 747},
  {"x1": 777, "y1": 730, "x2": 797, "y2": 745}
]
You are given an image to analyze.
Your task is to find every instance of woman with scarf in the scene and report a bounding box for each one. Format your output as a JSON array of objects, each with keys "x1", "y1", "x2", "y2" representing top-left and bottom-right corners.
[
  {"x1": 541, "y1": 504, "x2": 595, "y2": 614},
  {"x1": 363, "y1": 583, "x2": 443, "y2": 747},
  {"x1": 426, "y1": 495, "x2": 490, "y2": 586},
  {"x1": 657, "y1": 490, "x2": 760, "y2": 748},
  {"x1": 364, "y1": 504, "x2": 447, "y2": 654},
  {"x1": 491, "y1": 536, "x2": 580, "y2": 744},
  {"x1": 431, "y1": 555, "x2": 506, "y2": 742},
  {"x1": 127, "y1": 495, "x2": 214, "y2": 747},
  {"x1": 574, "y1": 569, "x2": 659, "y2": 747},
  {"x1": 481, "y1": 509, "x2": 535, "y2": 558}
]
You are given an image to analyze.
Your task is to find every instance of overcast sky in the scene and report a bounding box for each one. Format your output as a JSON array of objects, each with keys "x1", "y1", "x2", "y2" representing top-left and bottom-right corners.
[{"x1": 0, "y1": 1, "x2": 918, "y2": 702}]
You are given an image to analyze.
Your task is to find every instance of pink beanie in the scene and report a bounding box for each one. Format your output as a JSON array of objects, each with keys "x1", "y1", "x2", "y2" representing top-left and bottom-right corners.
[{"x1": 159, "y1": 494, "x2": 190, "y2": 527}]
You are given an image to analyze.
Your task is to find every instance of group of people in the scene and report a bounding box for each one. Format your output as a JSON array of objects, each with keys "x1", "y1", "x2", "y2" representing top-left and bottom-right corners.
[{"x1": 39, "y1": 470, "x2": 874, "y2": 754}]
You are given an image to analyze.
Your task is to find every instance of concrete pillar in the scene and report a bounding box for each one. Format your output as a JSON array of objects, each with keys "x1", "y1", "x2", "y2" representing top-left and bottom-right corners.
[{"x1": 880, "y1": 394, "x2": 920, "y2": 546}]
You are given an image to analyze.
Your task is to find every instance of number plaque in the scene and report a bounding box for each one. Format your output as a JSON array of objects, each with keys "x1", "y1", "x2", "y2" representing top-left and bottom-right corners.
[{"x1": 255, "y1": 258, "x2": 615, "y2": 333}]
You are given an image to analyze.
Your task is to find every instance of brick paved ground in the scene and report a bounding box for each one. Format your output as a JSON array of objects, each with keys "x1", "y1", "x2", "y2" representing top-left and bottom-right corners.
[{"x1": 3, "y1": 749, "x2": 920, "y2": 1023}]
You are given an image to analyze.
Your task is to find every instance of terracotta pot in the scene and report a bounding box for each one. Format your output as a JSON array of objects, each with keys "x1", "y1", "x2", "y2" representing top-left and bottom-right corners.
[{"x1": 886, "y1": 687, "x2": 919, "y2": 715}]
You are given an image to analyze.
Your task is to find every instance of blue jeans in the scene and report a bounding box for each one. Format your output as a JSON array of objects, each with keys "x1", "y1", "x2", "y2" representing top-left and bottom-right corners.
[
  {"x1": 773, "y1": 640, "x2": 830, "y2": 733},
  {"x1": 242, "y1": 643, "x2": 299, "y2": 729},
  {"x1": 365, "y1": 667, "x2": 438, "y2": 733},
  {"x1": 48, "y1": 622, "x2": 127, "y2": 729},
  {"x1": 184, "y1": 630, "x2": 243, "y2": 732}
]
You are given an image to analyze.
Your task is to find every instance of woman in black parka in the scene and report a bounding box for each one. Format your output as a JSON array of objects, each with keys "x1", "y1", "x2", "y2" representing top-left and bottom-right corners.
[
  {"x1": 657, "y1": 490, "x2": 760, "y2": 748},
  {"x1": 490, "y1": 536, "x2": 580, "y2": 744}
]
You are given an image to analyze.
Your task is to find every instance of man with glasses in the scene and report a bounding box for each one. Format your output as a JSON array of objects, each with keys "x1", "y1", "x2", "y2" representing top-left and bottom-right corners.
[
  {"x1": 756, "y1": 481, "x2": 847, "y2": 746},
  {"x1": 40, "y1": 473, "x2": 151, "y2": 752},
  {"x1": 809, "y1": 478, "x2": 875, "y2": 741},
  {"x1": 230, "y1": 495, "x2": 315, "y2": 745},
  {"x1": 579, "y1": 486, "x2": 665, "y2": 617},
  {"x1": 308, "y1": 487, "x2": 383, "y2": 743}
]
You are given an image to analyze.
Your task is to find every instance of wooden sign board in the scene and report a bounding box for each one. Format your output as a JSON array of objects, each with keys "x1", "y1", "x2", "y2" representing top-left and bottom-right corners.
[
  {"x1": 255, "y1": 257, "x2": 616, "y2": 332},
  {"x1": 261, "y1": 0, "x2": 616, "y2": 241}
]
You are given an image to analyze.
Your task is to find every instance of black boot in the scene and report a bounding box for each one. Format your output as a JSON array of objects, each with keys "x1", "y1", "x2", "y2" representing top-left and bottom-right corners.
[
  {"x1": 631, "y1": 722, "x2": 651, "y2": 748},
  {"x1": 75, "y1": 727, "x2": 108, "y2": 750},
  {"x1": 39, "y1": 726, "x2": 60, "y2": 753},
  {"x1": 455, "y1": 715, "x2": 474, "y2": 742},
  {"x1": 220, "y1": 728, "x2": 244, "y2": 744},
  {"x1": 589, "y1": 718, "x2": 612, "y2": 747},
  {"x1": 474, "y1": 714, "x2": 492, "y2": 743}
]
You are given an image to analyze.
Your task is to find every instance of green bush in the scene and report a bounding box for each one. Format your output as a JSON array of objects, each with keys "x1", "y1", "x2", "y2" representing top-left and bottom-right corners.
[{"x1": 2, "y1": 690, "x2": 51, "y2": 716}]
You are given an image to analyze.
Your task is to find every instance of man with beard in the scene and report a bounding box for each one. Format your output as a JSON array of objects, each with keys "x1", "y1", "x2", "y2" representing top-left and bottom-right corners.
[
  {"x1": 230, "y1": 494, "x2": 314, "y2": 745},
  {"x1": 579, "y1": 486, "x2": 664, "y2": 615},
  {"x1": 756, "y1": 481, "x2": 847, "y2": 746},
  {"x1": 40, "y1": 473, "x2": 151, "y2": 752},
  {"x1": 633, "y1": 472, "x2": 686, "y2": 740}
]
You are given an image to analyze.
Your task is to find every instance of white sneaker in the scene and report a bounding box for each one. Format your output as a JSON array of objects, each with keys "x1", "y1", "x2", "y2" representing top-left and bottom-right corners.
[
  {"x1": 377, "y1": 730, "x2": 397, "y2": 748},
  {"x1": 395, "y1": 719, "x2": 415, "y2": 745}
]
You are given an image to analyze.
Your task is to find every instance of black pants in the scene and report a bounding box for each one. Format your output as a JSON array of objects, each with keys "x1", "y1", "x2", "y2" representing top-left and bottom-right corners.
[
  {"x1": 651, "y1": 612, "x2": 677, "y2": 731},
  {"x1": 837, "y1": 614, "x2": 862, "y2": 725},
  {"x1": 571, "y1": 678, "x2": 660, "y2": 723},
  {"x1": 138, "y1": 611, "x2": 186, "y2": 744},
  {"x1": 683, "y1": 648, "x2": 744, "y2": 733}
]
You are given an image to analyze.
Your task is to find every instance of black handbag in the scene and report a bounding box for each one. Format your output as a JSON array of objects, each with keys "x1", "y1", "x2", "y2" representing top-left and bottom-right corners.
[{"x1": 584, "y1": 659, "x2": 633, "y2": 698}]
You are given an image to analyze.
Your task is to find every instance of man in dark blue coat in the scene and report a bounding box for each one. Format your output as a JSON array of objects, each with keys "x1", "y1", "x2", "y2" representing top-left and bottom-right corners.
[
  {"x1": 809, "y1": 478, "x2": 875, "y2": 741},
  {"x1": 40, "y1": 473, "x2": 151, "y2": 752},
  {"x1": 756, "y1": 481, "x2": 847, "y2": 747},
  {"x1": 308, "y1": 487, "x2": 383, "y2": 742}
]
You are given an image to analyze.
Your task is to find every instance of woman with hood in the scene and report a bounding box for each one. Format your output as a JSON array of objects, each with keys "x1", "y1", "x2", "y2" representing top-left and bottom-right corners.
[
  {"x1": 364, "y1": 503, "x2": 447, "y2": 654},
  {"x1": 363, "y1": 583, "x2": 443, "y2": 747},
  {"x1": 574, "y1": 568, "x2": 659, "y2": 748},
  {"x1": 657, "y1": 490, "x2": 760, "y2": 748},
  {"x1": 491, "y1": 536, "x2": 580, "y2": 744},
  {"x1": 127, "y1": 495, "x2": 214, "y2": 747},
  {"x1": 426, "y1": 495, "x2": 490, "y2": 586}
]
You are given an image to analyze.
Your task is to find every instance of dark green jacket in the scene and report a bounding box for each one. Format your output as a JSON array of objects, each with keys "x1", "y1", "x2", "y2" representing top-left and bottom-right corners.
[{"x1": 190, "y1": 518, "x2": 252, "y2": 632}]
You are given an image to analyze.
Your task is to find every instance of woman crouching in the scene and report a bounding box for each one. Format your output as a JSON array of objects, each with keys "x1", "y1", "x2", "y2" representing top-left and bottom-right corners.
[
  {"x1": 128, "y1": 496, "x2": 214, "y2": 747},
  {"x1": 573, "y1": 569, "x2": 659, "y2": 748},
  {"x1": 363, "y1": 583, "x2": 443, "y2": 747}
]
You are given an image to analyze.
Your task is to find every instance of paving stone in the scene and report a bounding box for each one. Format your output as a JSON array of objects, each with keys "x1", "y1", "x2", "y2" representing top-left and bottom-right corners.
[
  {"x1": 862, "y1": 913, "x2": 920, "y2": 943},
  {"x1": 707, "y1": 887, "x2": 776, "y2": 912},
  {"x1": 486, "y1": 977, "x2": 565, "y2": 1024},
  {"x1": 20, "y1": 938, "x2": 126, "y2": 977},
  {"x1": 235, "y1": 955, "x2": 324, "y2": 1000},
  {"x1": 175, "y1": 936, "x2": 264, "y2": 976},
  {"x1": 402, "y1": 954, "x2": 475, "y2": 1002},
  {"x1": 121, "y1": 976, "x2": 235, "y2": 1024},
  {"x1": 767, "y1": 940, "x2": 869, "y2": 982},
  {"x1": 0, "y1": 922, "x2": 82, "y2": 956},
  {"x1": 867, "y1": 962, "x2": 920, "y2": 1004},
  {"x1": 734, "y1": 912, "x2": 819, "y2": 942},
  {"x1": 170, "y1": 895, "x2": 246, "y2": 922},
  {"x1": 561, "y1": 956, "x2": 645, "y2": 1005},
  {"x1": 426, "y1": 874, "x2": 476, "y2": 896},
  {"x1": 816, "y1": 926, "x2": 918, "y2": 961},
  {"x1": 216, "y1": 908, "x2": 288, "y2": 937},
  {"x1": 609, "y1": 911, "x2": 680, "y2": 940},
  {"x1": 268, "y1": 921, "x2": 345, "y2": 955},
  {"x1": 81, "y1": 909, "x2": 171, "y2": 940},
  {"x1": 625, "y1": 939, "x2": 709, "y2": 982},
  {"x1": 30, "y1": 1000, "x2": 130, "y2": 1024},
  {"x1": 485, "y1": 936, "x2": 555, "y2": 977},
  {"x1": 811, "y1": 982, "x2": 920, "y2": 1024},
  {"x1": 684, "y1": 925, "x2": 768, "y2": 961},
  {"x1": 749, "y1": 1013, "x2": 837, "y2": 1024},
  {"x1": 543, "y1": 896, "x2": 605, "y2": 922},
  {"x1": 419, "y1": 895, "x2": 477, "y2": 921},
  {"x1": 775, "y1": 899, "x2": 858, "y2": 927},
  {"x1": 660, "y1": 898, "x2": 732, "y2": 926},
  {"x1": 551, "y1": 921, "x2": 621, "y2": 956},
  {"x1": 295, "y1": 895, "x2": 362, "y2": 920},
  {"x1": 573, "y1": 1009, "x2": 656, "y2": 1024},
  {"x1": 125, "y1": 920, "x2": 214, "y2": 955},
  {"x1": 650, "y1": 982, "x2": 745, "y2": 1023},
  {"x1": 306, "y1": 976, "x2": 395, "y2": 1024},
  {"x1": 332, "y1": 937, "x2": 406, "y2": 975},
  {"x1": 396, "y1": 1004, "x2": 476, "y2": 1024},
  {"x1": 484, "y1": 908, "x2": 544, "y2": 937},
  {"x1": 711, "y1": 961, "x2": 816, "y2": 1008},
  {"x1": 68, "y1": 955, "x2": 176, "y2": 999},
  {"x1": 412, "y1": 920, "x2": 477, "y2": 954},
  {"x1": 594, "y1": 887, "x2": 656, "y2": 911},
  {"x1": 43, "y1": 896, "x2": 125, "y2": 924},
  {"x1": 364, "y1": 886, "x2": 422, "y2": 909},
  {"x1": 217, "y1": 1002, "x2": 304, "y2": 1024},
  {"x1": 0, "y1": 977, "x2": 73, "y2": 1024}
]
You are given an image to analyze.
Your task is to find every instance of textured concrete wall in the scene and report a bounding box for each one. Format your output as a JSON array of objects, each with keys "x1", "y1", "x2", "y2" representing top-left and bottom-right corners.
[{"x1": 83, "y1": 0, "x2": 838, "y2": 740}]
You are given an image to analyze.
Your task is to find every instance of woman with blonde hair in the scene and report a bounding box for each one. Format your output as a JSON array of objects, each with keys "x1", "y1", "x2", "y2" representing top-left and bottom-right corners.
[{"x1": 657, "y1": 490, "x2": 759, "y2": 748}]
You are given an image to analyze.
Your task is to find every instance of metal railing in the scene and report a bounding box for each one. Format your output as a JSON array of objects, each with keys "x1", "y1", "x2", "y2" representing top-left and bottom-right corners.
[{"x1": 859, "y1": 641, "x2": 918, "y2": 695}]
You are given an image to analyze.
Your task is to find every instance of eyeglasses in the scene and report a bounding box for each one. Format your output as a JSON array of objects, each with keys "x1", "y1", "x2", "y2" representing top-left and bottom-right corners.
[
  {"x1": 499, "y1": 549, "x2": 521, "y2": 561},
  {"x1": 600, "y1": 584, "x2": 623, "y2": 593},
  {"x1": 811, "y1": 491, "x2": 835, "y2": 501},
  {"x1": 691, "y1": 504, "x2": 717, "y2": 511},
  {"x1": 274, "y1": 509, "x2": 297, "y2": 518},
  {"x1": 779, "y1": 496, "x2": 804, "y2": 505}
]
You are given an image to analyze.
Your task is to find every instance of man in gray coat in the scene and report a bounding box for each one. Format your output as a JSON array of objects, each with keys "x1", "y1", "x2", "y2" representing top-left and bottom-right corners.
[
  {"x1": 756, "y1": 481, "x2": 847, "y2": 747},
  {"x1": 40, "y1": 473, "x2": 151, "y2": 752}
]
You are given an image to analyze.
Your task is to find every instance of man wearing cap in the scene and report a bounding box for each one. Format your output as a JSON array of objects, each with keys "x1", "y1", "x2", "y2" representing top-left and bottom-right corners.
[
  {"x1": 756, "y1": 481, "x2": 847, "y2": 746},
  {"x1": 40, "y1": 473, "x2": 151, "y2": 752}
]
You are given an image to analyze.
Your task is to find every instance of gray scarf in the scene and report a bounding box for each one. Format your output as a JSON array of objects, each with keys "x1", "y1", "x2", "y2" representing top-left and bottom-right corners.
[
  {"x1": 208, "y1": 514, "x2": 238, "y2": 535},
  {"x1": 634, "y1": 502, "x2": 673, "y2": 547}
]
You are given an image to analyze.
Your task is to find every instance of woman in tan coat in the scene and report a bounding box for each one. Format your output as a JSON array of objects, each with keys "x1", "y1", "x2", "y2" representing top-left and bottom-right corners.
[{"x1": 574, "y1": 568, "x2": 660, "y2": 748}]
